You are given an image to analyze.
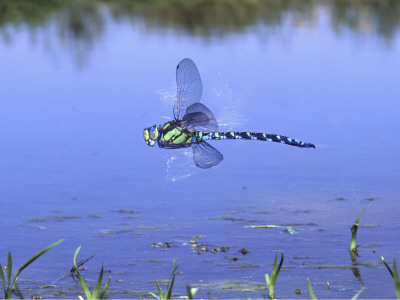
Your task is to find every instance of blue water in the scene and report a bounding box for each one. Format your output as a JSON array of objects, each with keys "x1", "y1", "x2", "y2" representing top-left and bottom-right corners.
[{"x1": 1, "y1": 2, "x2": 400, "y2": 298}]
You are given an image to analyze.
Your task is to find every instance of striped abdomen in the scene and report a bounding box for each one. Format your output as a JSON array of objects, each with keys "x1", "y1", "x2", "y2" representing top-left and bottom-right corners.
[{"x1": 195, "y1": 131, "x2": 315, "y2": 148}]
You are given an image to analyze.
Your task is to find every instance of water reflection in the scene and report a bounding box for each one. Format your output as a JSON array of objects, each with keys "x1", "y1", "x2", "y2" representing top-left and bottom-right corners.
[{"x1": 1, "y1": 0, "x2": 400, "y2": 66}]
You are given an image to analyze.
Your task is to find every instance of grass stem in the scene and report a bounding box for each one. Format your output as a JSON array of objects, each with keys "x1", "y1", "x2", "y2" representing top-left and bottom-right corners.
[
  {"x1": 350, "y1": 203, "x2": 372, "y2": 252},
  {"x1": 265, "y1": 252, "x2": 284, "y2": 299}
]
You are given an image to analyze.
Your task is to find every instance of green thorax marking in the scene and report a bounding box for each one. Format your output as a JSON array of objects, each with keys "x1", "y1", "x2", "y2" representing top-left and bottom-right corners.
[
  {"x1": 163, "y1": 123, "x2": 171, "y2": 131},
  {"x1": 159, "y1": 120, "x2": 195, "y2": 147}
]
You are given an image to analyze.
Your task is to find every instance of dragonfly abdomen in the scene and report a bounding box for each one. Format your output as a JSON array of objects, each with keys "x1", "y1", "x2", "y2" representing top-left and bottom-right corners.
[{"x1": 197, "y1": 131, "x2": 315, "y2": 148}]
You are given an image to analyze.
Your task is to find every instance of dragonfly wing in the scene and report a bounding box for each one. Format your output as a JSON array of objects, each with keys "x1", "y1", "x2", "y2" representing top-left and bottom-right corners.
[
  {"x1": 183, "y1": 103, "x2": 218, "y2": 132},
  {"x1": 182, "y1": 112, "x2": 210, "y2": 128},
  {"x1": 192, "y1": 141, "x2": 223, "y2": 169},
  {"x1": 174, "y1": 58, "x2": 203, "y2": 121}
]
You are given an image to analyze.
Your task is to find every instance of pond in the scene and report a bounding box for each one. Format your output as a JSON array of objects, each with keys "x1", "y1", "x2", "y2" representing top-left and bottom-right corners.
[{"x1": 1, "y1": 0, "x2": 400, "y2": 298}]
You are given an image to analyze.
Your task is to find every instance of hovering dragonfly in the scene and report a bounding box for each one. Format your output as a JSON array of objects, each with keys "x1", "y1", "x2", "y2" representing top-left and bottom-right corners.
[{"x1": 143, "y1": 58, "x2": 315, "y2": 169}]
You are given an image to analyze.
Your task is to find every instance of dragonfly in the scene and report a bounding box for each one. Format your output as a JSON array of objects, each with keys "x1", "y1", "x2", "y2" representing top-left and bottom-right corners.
[{"x1": 143, "y1": 58, "x2": 315, "y2": 169}]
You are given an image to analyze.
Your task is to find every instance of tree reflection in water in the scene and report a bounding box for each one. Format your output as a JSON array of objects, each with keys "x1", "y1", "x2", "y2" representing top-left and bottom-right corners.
[{"x1": 1, "y1": 0, "x2": 400, "y2": 66}]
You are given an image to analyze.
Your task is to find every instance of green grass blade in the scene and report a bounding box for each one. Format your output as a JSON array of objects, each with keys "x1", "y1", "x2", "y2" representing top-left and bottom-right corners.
[
  {"x1": 166, "y1": 272, "x2": 176, "y2": 299},
  {"x1": 276, "y1": 253, "x2": 284, "y2": 279},
  {"x1": 393, "y1": 259, "x2": 400, "y2": 299},
  {"x1": 356, "y1": 203, "x2": 372, "y2": 224},
  {"x1": 0, "y1": 263, "x2": 7, "y2": 297},
  {"x1": 382, "y1": 257, "x2": 394, "y2": 278},
  {"x1": 168, "y1": 261, "x2": 178, "y2": 284},
  {"x1": 266, "y1": 272, "x2": 273, "y2": 297},
  {"x1": 11, "y1": 239, "x2": 63, "y2": 290},
  {"x1": 74, "y1": 246, "x2": 92, "y2": 299},
  {"x1": 92, "y1": 265, "x2": 104, "y2": 298},
  {"x1": 351, "y1": 287, "x2": 365, "y2": 300},
  {"x1": 149, "y1": 291, "x2": 160, "y2": 300},
  {"x1": 265, "y1": 252, "x2": 283, "y2": 299},
  {"x1": 350, "y1": 203, "x2": 372, "y2": 251},
  {"x1": 272, "y1": 253, "x2": 278, "y2": 270},
  {"x1": 156, "y1": 281, "x2": 164, "y2": 299},
  {"x1": 77, "y1": 272, "x2": 92, "y2": 300},
  {"x1": 5, "y1": 257, "x2": 12, "y2": 298},
  {"x1": 73, "y1": 246, "x2": 81, "y2": 270},
  {"x1": 270, "y1": 252, "x2": 284, "y2": 286},
  {"x1": 307, "y1": 279, "x2": 317, "y2": 300},
  {"x1": 268, "y1": 253, "x2": 278, "y2": 289},
  {"x1": 6, "y1": 253, "x2": 12, "y2": 292},
  {"x1": 165, "y1": 261, "x2": 178, "y2": 299},
  {"x1": 265, "y1": 273, "x2": 270, "y2": 286},
  {"x1": 99, "y1": 275, "x2": 111, "y2": 299},
  {"x1": 151, "y1": 261, "x2": 179, "y2": 300},
  {"x1": 350, "y1": 224, "x2": 358, "y2": 252}
]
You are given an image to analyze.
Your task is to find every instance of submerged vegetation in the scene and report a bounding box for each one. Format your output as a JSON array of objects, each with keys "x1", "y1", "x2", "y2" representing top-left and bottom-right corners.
[
  {"x1": 1, "y1": 231, "x2": 399, "y2": 298},
  {"x1": 307, "y1": 279, "x2": 365, "y2": 300},
  {"x1": 245, "y1": 224, "x2": 298, "y2": 235}
]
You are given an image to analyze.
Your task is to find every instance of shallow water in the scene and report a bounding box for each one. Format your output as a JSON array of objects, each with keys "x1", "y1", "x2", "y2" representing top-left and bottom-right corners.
[{"x1": 1, "y1": 1, "x2": 400, "y2": 298}]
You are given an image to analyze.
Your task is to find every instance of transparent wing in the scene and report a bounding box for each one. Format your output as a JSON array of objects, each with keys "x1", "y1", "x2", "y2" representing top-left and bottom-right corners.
[
  {"x1": 192, "y1": 141, "x2": 223, "y2": 169},
  {"x1": 174, "y1": 58, "x2": 203, "y2": 121},
  {"x1": 182, "y1": 103, "x2": 218, "y2": 132}
]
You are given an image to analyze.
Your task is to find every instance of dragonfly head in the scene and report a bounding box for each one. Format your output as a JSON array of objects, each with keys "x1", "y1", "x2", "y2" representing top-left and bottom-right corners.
[{"x1": 143, "y1": 125, "x2": 160, "y2": 147}]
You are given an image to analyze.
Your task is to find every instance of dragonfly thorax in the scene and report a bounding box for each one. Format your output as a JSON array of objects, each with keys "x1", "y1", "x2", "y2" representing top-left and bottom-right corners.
[{"x1": 158, "y1": 120, "x2": 196, "y2": 149}]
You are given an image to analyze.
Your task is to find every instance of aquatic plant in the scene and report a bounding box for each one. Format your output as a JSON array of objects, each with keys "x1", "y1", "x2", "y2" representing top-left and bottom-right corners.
[
  {"x1": 265, "y1": 252, "x2": 284, "y2": 299},
  {"x1": 382, "y1": 256, "x2": 394, "y2": 277},
  {"x1": 381, "y1": 257, "x2": 400, "y2": 298},
  {"x1": 0, "y1": 239, "x2": 63, "y2": 299},
  {"x1": 393, "y1": 260, "x2": 400, "y2": 299},
  {"x1": 73, "y1": 246, "x2": 111, "y2": 300},
  {"x1": 307, "y1": 278, "x2": 364, "y2": 299},
  {"x1": 352, "y1": 287, "x2": 366, "y2": 299},
  {"x1": 307, "y1": 278, "x2": 317, "y2": 300},
  {"x1": 186, "y1": 284, "x2": 198, "y2": 299},
  {"x1": 245, "y1": 224, "x2": 298, "y2": 234},
  {"x1": 149, "y1": 260, "x2": 178, "y2": 300},
  {"x1": 350, "y1": 203, "x2": 372, "y2": 253}
]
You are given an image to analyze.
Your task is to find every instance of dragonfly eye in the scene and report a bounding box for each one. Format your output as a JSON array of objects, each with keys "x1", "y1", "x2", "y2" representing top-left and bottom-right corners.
[
  {"x1": 143, "y1": 126, "x2": 158, "y2": 147},
  {"x1": 143, "y1": 129, "x2": 150, "y2": 141},
  {"x1": 150, "y1": 126, "x2": 159, "y2": 139}
]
